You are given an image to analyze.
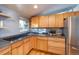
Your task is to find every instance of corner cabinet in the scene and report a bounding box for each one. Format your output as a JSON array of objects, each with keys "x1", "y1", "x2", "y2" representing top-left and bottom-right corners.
[{"x1": 31, "y1": 16, "x2": 39, "y2": 28}]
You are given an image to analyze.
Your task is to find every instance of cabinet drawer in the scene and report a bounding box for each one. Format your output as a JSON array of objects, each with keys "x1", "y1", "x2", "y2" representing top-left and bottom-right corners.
[
  {"x1": 48, "y1": 46, "x2": 65, "y2": 55},
  {"x1": 48, "y1": 40, "x2": 65, "y2": 48},
  {"x1": 48, "y1": 37, "x2": 65, "y2": 43},
  {"x1": 37, "y1": 37, "x2": 48, "y2": 40},
  {"x1": 12, "y1": 40, "x2": 23, "y2": 49},
  {"x1": 30, "y1": 37, "x2": 37, "y2": 48}
]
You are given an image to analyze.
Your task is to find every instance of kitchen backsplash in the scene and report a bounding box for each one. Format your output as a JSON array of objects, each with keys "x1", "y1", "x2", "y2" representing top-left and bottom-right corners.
[{"x1": 30, "y1": 28, "x2": 64, "y2": 36}]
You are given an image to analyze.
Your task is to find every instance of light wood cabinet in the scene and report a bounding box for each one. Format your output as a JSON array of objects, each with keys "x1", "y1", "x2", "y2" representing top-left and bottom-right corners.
[
  {"x1": 0, "y1": 36, "x2": 66, "y2": 55},
  {"x1": 30, "y1": 12, "x2": 79, "y2": 28},
  {"x1": 55, "y1": 14, "x2": 64, "y2": 27},
  {"x1": 48, "y1": 15, "x2": 56, "y2": 27},
  {"x1": 17, "y1": 45, "x2": 24, "y2": 55},
  {"x1": 31, "y1": 16, "x2": 39, "y2": 28},
  {"x1": 31, "y1": 14, "x2": 64, "y2": 28},
  {"x1": 23, "y1": 37, "x2": 32, "y2": 55},
  {"x1": 0, "y1": 46, "x2": 11, "y2": 55},
  {"x1": 63, "y1": 12, "x2": 74, "y2": 18},
  {"x1": 39, "y1": 16, "x2": 49, "y2": 27},
  {"x1": 48, "y1": 37, "x2": 65, "y2": 55},
  {"x1": 30, "y1": 36, "x2": 37, "y2": 49},
  {"x1": 74, "y1": 12, "x2": 79, "y2": 16},
  {"x1": 36, "y1": 37, "x2": 48, "y2": 51},
  {"x1": 11, "y1": 40, "x2": 23, "y2": 55},
  {"x1": 12, "y1": 48, "x2": 18, "y2": 55}
]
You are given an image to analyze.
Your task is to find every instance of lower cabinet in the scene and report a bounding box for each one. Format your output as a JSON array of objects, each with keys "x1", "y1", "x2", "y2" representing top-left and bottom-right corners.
[
  {"x1": 11, "y1": 48, "x2": 18, "y2": 55},
  {"x1": 23, "y1": 38, "x2": 31, "y2": 55},
  {"x1": 0, "y1": 36, "x2": 65, "y2": 55},
  {"x1": 36, "y1": 37, "x2": 48, "y2": 51},
  {"x1": 11, "y1": 40, "x2": 24, "y2": 55},
  {"x1": 30, "y1": 36, "x2": 37, "y2": 49},
  {"x1": 0, "y1": 46, "x2": 11, "y2": 55},
  {"x1": 17, "y1": 45, "x2": 24, "y2": 55},
  {"x1": 48, "y1": 37, "x2": 65, "y2": 55}
]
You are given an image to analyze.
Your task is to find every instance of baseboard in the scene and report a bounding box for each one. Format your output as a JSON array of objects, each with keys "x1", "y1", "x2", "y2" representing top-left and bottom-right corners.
[{"x1": 27, "y1": 48, "x2": 59, "y2": 55}]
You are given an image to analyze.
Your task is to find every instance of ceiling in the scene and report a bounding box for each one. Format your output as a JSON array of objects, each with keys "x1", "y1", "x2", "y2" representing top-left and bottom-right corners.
[{"x1": 2, "y1": 4, "x2": 77, "y2": 18}]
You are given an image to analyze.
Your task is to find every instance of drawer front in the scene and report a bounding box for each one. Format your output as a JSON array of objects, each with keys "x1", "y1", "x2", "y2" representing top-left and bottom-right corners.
[
  {"x1": 48, "y1": 46, "x2": 65, "y2": 55},
  {"x1": 37, "y1": 37, "x2": 48, "y2": 40},
  {"x1": 48, "y1": 37, "x2": 65, "y2": 43},
  {"x1": 48, "y1": 40, "x2": 65, "y2": 48}
]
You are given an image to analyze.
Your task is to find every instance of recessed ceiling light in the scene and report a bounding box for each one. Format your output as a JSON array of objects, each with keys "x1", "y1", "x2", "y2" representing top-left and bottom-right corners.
[{"x1": 34, "y1": 5, "x2": 38, "y2": 9}]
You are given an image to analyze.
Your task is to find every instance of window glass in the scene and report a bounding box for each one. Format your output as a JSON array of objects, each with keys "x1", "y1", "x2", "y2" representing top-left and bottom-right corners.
[
  {"x1": 19, "y1": 20, "x2": 29, "y2": 32},
  {"x1": 0, "y1": 20, "x2": 3, "y2": 28}
]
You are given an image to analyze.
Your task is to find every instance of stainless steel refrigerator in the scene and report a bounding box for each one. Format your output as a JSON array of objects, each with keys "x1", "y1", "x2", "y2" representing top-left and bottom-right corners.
[{"x1": 64, "y1": 16, "x2": 79, "y2": 55}]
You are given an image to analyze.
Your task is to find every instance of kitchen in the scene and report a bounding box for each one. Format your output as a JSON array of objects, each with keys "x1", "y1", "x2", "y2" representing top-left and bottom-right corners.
[{"x1": 0, "y1": 4, "x2": 79, "y2": 55}]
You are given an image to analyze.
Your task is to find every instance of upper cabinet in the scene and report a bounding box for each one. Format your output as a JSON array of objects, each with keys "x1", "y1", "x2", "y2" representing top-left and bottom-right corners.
[
  {"x1": 48, "y1": 15, "x2": 56, "y2": 27},
  {"x1": 31, "y1": 12, "x2": 79, "y2": 28},
  {"x1": 63, "y1": 12, "x2": 74, "y2": 18},
  {"x1": 39, "y1": 16, "x2": 49, "y2": 27},
  {"x1": 31, "y1": 16, "x2": 39, "y2": 28},
  {"x1": 55, "y1": 14, "x2": 64, "y2": 27},
  {"x1": 74, "y1": 12, "x2": 79, "y2": 16},
  {"x1": 31, "y1": 14, "x2": 64, "y2": 28}
]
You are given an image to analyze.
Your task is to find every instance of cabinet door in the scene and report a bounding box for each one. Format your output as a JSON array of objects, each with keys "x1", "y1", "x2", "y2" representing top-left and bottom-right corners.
[
  {"x1": 11, "y1": 40, "x2": 23, "y2": 55},
  {"x1": 48, "y1": 37, "x2": 65, "y2": 55},
  {"x1": 63, "y1": 12, "x2": 74, "y2": 18},
  {"x1": 0, "y1": 46, "x2": 11, "y2": 55},
  {"x1": 49, "y1": 15, "x2": 56, "y2": 27},
  {"x1": 31, "y1": 16, "x2": 39, "y2": 28},
  {"x1": 18, "y1": 45, "x2": 24, "y2": 55},
  {"x1": 39, "y1": 16, "x2": 48, "y2": 27},
  {"x1": 36, "y1": 37, "x2": 48, "y2": 51},
  {"x1": 55, "y1": 14, "x2": 64, "y2": 27},
  {"x1": 30, "y1": 36, "x2": 37, "y2": 49},
  {"x1": 23, "y1": 38, "x2": 31, "y2": 55},
  {"x1": 12, "y1": 48, "x2": 18, "y2": 55}
]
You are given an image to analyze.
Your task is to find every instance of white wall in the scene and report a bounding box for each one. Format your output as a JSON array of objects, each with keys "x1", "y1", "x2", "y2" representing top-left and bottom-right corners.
[
  {"x1": 0, "y1": 5, "x2": 26, "y2": 38},
  {"x1": 72, "y1": 5, "x2": 79, "y2": 11}
]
